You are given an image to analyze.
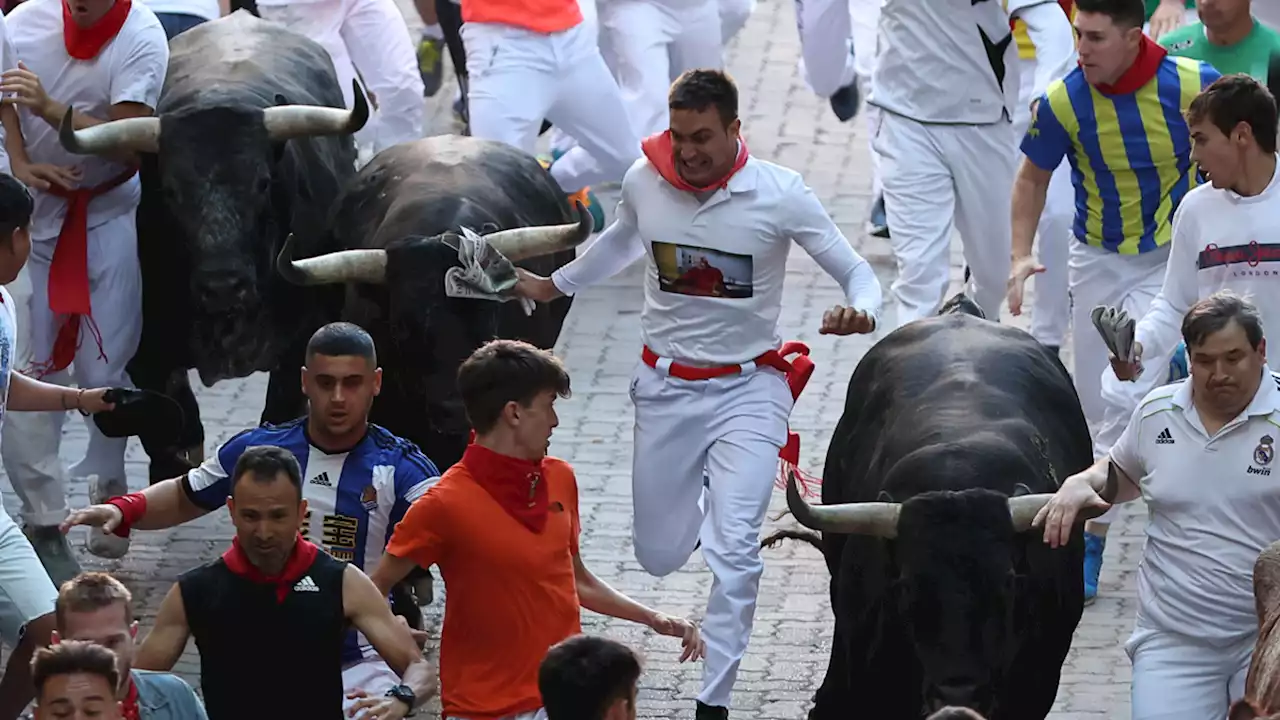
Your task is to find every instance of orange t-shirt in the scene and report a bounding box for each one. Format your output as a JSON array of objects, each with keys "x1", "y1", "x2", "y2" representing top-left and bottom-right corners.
[
  {"x1": 462, "y1": 0, "x2": 583, "y2": 34},
  {"x1": 385, "y1": 457, "x2": 582, "y2": 720}
]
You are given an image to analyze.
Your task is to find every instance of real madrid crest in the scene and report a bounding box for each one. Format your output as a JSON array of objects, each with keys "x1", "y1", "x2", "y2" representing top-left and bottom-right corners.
[{"x1": 1256, "y1": 435, "x2": 1275, "y2": 466}]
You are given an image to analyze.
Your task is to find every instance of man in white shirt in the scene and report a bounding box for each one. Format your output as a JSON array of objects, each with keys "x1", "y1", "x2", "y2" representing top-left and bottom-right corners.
[
  {"x1": 1034, "y1": 290, "x2": 1280, "y2": 720},
  {"x1": 871, "y1": 0, "x2": 1075, "y2": 328},
  {"x1": 0, "y1": 0, "x2": 168, "y2": 585},
  {"x1": 255, "y1": 0, "x2": 424, "y2": 161},
  {"x1": 0, "y1": 174, "x2": 115, "y2": 720},
  {"x1": 1106, "y1": 74, "x2": 1280, "y2": 447},
  {"x1": 514, "y1": 69, "x2": 883, "y2": 719}
]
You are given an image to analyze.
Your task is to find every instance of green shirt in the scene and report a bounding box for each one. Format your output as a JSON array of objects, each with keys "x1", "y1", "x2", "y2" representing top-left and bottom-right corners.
[
  {"x1": 1145, "y1": 0, "x2": 1195, "y2": 21},
  {"x1": 1159, "y1": 20, "x2": 1280, "y2": 81}
]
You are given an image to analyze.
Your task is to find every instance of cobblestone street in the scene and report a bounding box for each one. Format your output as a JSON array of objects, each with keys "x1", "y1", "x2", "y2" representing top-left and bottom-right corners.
[{"x1": 0, "y1": 1, "x2": 1142, "y2": 717}]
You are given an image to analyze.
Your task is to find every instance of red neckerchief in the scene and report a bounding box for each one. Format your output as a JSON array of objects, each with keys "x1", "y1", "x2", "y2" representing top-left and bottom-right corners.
[
  {"x1": 120, "y1": 674, "x2": 139, "y2": 720},
  {"x1": 1093, "y1": 35, "x2": 1167, "y2": 96},
  {"x1": 221, "y1": 534, "x2": 319, "y2": 604},
  {"x1": 640, "y1": 131, "x2": 749, "y2": 193},
  {"x1": 29, "y1": 168, "x2": 136, "y2": 379},
  {"x1": 462, "y1": 443, "x2": 551, "y2": 533},
  {"x1": 63, "y1": 0, "x2": 132, "y2": 60}
]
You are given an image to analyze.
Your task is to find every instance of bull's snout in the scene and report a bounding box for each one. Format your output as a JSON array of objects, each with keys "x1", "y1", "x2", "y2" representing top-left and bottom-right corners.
[
  {"x1": 926, "y1": 683, "x2": 984, "y2": 716},
  {"x1": 194, "y1": 272, "x2": 254, "y2": 312}
]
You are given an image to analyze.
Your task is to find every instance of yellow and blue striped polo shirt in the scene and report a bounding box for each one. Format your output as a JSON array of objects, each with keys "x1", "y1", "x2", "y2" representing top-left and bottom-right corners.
[{"x1": 1021, "y1": 56, "x2": 1220, "y2": 255}]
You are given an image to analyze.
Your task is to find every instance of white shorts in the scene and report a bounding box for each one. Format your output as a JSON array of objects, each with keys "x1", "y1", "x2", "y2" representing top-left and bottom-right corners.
[
  {"x1": 0, "y1": 510, "x2": 58, "y2": 647},
  {"x1": 342, "y1": 657, "x2": 400, "y2": 713}
]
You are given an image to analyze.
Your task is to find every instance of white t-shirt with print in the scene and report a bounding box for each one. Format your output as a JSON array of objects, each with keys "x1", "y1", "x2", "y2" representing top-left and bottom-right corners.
[
  {"x1": 6, "y1": 0, "x2": 168, "y2": 241},
  {"x1": 1110, "y1": 369, "x2": 1280, "y2": 645}
]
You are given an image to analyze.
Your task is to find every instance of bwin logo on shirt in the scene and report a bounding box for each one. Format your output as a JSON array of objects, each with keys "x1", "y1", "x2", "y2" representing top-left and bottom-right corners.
[
  {"x1": 310, "y1": 472, "x2": 333, "y2": 487},
  {"x1": 293, "y1": 576, "x2": 320, "y2": 593},
  {"x1": 1155, "y1": 428, "x2": 1175, "y2": 445}
]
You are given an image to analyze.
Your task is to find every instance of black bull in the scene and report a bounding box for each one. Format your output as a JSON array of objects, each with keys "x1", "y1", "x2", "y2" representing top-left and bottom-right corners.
[
  {"x1": 57, "y1": 14, "x2": 583, "y2": 478},
  {"x1": 770, "y1": 296, "x2": 1104, "y2": 720}
]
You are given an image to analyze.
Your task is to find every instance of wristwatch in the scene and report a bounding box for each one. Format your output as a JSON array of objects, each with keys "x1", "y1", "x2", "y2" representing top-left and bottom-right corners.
[{"x1": 385, "y1": 684, "x2": 416, "y2": 711}]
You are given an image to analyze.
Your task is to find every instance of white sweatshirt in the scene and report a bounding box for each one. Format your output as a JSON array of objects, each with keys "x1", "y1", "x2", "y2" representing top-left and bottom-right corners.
[
  {"x1": 551, "y1": 156, "x2": 883, "y2": 366},
  {"x1": 1136, "y1": 156, "x2": 1280, "y2": 362}
]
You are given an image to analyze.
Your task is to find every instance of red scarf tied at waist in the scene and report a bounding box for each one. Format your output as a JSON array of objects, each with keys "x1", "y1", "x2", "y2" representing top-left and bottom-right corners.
[
  {"x1": 32, "y1": 168, "x2": 137, "y2": 378},
  {"x1": 640, "y1": 130, "x2": 749, "y2": 193},
  {"x1": 63, "y1": 0, "x2": 132, "y2": 60},
  {"x1": 463, "y1": 443, "x2": 552, "y2": 533},
  {"x1": 1093, "y1": 34, "x2": 1167, "y2": 96},
  {"x1": 221, "y1": 534, "x2": 319, "y2": 604}
]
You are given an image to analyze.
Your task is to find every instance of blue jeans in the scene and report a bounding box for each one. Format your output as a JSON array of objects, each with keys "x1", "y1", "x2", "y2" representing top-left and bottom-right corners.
[{"x1": 156, "y1": 12, "x2": 207, "y2": 40}]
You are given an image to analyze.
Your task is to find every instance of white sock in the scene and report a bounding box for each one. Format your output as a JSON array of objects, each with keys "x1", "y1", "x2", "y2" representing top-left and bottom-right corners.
[{"x1": 421, "y1": 23, "x2": 444, "y2": 40}]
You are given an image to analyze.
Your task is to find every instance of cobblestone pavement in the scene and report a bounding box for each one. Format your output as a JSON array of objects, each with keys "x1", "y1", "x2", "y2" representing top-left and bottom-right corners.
[{"x1": 0, "y1": 1, "x2": 1142, "y2": 717}]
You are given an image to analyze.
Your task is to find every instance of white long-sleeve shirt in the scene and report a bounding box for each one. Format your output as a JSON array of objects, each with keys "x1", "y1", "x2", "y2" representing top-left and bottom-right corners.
[
  {"x1": 1134, "y1": 157, "x2": 1280, "y2": 367},
  {"x1": 1011, "y1": 0, "x2": 1077, "y2": 112},
  {"x1": 552, "y1": 156, "x2": 883, "y2": 365}
]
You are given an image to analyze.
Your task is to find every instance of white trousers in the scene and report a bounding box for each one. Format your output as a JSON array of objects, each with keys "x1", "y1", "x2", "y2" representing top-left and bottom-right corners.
[
  {"x1": 257, "y1": 0, "x2": 425, "y2": 156},
  {"x1": 601, "y1": 0, "x2": 724, "y2": 139},
  {"x1": 0, "y1": 508, "x2": 58, "y2": 647},
  {"x1": 1013, "y1": 65, "x2": 1071, "y2": 348},
  {"x1": 873, "y1": 111, "x2": 1016, "y2": 328},
  {"x1": 4, "y1": 213, "x2": 143, "y2": 527},
  {"x1": 793, "y1": 0, "x2": 856, "y2": 97},
  {"x1": 341, "y1": 657, "x2": 399, "y2": 714},
  {"x1": 1126, "y1": 621, "x2": 1253, "y2": 720},
  {"x1": 463, "y1": 20, "x2": 639, "y2": 193},
  {"x1": 1066, "y1": 241, "x2": 1169, "y2": 461},
  {"x1": 850, "y1": 0, "x2": 881, "y2": 197},
  {"x1": 718, "y1": 0, "x2": 754, "y2": 43},
  {"x1": 629, "y1": 359, "x2": 793, "y2": 708}
]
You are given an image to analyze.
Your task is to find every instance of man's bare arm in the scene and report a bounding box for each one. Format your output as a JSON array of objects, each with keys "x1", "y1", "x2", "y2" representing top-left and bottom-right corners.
[
  {"x1": 344, "y1": 565, "x2": 438, "y2": 703},
  {"x1": 135, "y1": 584, "x2": 191, "y2": 671},
  {"x1": 369, "y1": 553, "x2": 419, "y2": 598},
  {"x1": 1079, "y1": 455, "x2": 1142, "y2": 505},
  {"x1": 60, "y1": 477, "x2": 210, "y2": 534},
  {"x1": 1012, "y1": 157, "x2": 1053, "y2": 260}
]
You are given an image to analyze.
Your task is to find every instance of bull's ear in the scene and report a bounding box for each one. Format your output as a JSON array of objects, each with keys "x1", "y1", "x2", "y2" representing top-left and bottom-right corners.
[
  {"x1": 1012, "y1": 483, "x2": 1033, "y2": 497},
  {"x1": 274, "y1": 93, "x2": 289, "y2": 106}
]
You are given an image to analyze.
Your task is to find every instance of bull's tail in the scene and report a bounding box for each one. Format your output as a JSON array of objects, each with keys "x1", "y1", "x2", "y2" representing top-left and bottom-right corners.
[{"x1": 761, "y1": 528, "x2": 824, "y2": 553}]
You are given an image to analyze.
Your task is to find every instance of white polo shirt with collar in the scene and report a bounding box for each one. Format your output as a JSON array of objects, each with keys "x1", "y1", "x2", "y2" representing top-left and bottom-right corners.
[
  {"x1": 1110, "y1": 366, "x2": 1280, "y2": 645},
  {"x1": 551, "y1": 155, "x2": 884, "y2": 366}
]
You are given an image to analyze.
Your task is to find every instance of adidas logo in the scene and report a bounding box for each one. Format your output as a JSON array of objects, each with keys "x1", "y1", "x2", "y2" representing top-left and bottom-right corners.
[
  {"x1": 293, "y1": 576, "x2": 319, "y2": 592},
  {"x1": 309, "y1": 472, "x2": 332, "y2": 487},
  {"x1": 1156, "y1": 428, "x2": 1175, "y2": 445}
]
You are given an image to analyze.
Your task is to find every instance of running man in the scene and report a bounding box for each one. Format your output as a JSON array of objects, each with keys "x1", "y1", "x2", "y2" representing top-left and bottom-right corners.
[
  {"x1": 514, "y1": 70, "x2": 882, "y2": 718},
  {"x1": 1007, "y1": 0, "x2": 1220, "y2": 602},
  {"x1": 60, "y1": 322, "x2": 442, "y2": 711}
]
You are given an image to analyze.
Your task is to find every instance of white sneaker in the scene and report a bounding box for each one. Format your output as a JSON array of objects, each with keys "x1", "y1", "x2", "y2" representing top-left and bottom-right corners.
[{"x1": 84, "y1": 475, "x2": 131, "y2": 559}]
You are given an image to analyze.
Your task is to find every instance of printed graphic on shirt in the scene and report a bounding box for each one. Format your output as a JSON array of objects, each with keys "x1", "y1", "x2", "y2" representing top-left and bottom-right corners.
[
  {"x1": 653, "y1": 241, "x2": 753, "y2": 299},
  {"x1": 1198, "y1": 242, "x2": 1280, "y2": 276}
]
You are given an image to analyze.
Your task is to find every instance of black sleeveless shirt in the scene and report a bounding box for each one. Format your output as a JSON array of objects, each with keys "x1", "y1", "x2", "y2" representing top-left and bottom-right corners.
[{"x1": 179, "y1": 550, "x2": 348, "y2": 720}]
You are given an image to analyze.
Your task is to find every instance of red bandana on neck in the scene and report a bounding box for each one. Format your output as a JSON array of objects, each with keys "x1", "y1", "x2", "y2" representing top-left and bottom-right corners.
[
  {"x1": 120, "y1": 675, "x2": 139, "y2": 720},
  {"x1": 63, "y1": 0, "x2": 132, "y2": 60},
  {"x1": 463, "y1": 443, "x2": 551, "y2": 533},
  {"x1": 221, "y1": 534, "x2": 319, "y2": 604},
  {"x1": 1092, "y1": 35, "x2": 1167, "y2": 96},
  {"x1": 640, "y1": 130, "x2": 749, "y2": 193}
]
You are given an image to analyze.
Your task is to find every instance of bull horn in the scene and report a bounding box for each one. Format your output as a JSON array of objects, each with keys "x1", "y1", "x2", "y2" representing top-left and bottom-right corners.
[
  {"x1": 58, "y1": 106, "x2": 160, "y2": 156},
  {"x1": 786, "y1": 470, "x2": 901, "y2": 538},
  {"x1": 1008, "y1": 493, "x2": 1111, "y2": 532},
  {"x1": 276, "y1": 233, "x2": 387, "y2": 286},
  {"x1": 482, "y1": 199, "x2": 595, "y2": 262},
  {"x1": 262, "y1": 79, "x2": 370, "y2": 141}
]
